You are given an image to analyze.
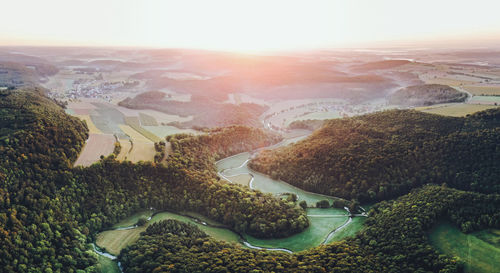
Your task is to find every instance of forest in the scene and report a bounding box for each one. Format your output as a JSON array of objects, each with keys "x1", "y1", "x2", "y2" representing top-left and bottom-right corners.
[
  {"x1": 1, "y1": 88, "x2": 499, "y2": 272},
  {"x1": 0, "y1": 88, "x2": 306, "y2": 272},
  {"x1": 119, "y1": 185, "x2": 500, "y2": 273},
  {"x1": 250, "y1": 109, "x2": 500, "y2": 202}
]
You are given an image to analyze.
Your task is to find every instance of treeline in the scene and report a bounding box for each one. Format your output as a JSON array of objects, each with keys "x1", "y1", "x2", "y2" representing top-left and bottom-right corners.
[
  {"x1": 74, "y1": 158, "x2": 308, "y2": 238},
  {"x1": 389, "y1": 84, "x2": 467, "y2": 106},
  {"x1": 0, "y1": 88, "x2": 307, "y2": 272},
  {"x1": 287, "y1": 119, "x2": 324, "y2": 131},
  {"x1": 0, "y1": 88, "x2": 95, "y2": 272},
  {"x1": 166, "y1": 125, "x2": 282, "y2": 173},
  {"x1": 119, "y1": 185, "x2": 500, "y2": 273},
  {"x1": 250, "y1": 109, "x2": 500, "y2": 202}
]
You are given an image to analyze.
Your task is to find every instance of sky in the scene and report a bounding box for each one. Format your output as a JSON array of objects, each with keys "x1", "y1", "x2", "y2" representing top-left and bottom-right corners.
[{"x1": 2, "y1": 0, "x2": 500, "y2": 52}]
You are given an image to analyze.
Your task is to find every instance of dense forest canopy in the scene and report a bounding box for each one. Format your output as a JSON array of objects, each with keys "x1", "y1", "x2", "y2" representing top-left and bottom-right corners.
[
  {"x1": 0, "y1": 88, "x2": 307, "y2": 272},
  {"x1": 119, "y1": 185, "x2": 500, "y2": 273},
  {"x1": 1, "y1": 88, "x2": 499, "y2": 272},
  {"x1": 250, "y1": 109, "x2": 500, "y2": 202}
]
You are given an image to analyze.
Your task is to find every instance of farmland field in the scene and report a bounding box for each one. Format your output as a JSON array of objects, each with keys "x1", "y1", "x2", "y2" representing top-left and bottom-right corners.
[
  {"x1": 420, "y1": 76, "x2": 476, "y2": 86},
  {"x1": 123, "y1": 120, "x2": 161, "y2": 142},
  {"x1": 143, "y1": 125, "x2": 199, "y2": 139},
  {"x1": 429, "y1": 222, "x2": 500, "y2": 273},
  {"x1": 118, "y1": 125, "x2": 156, "y2": 162},
  {"x1": 285, "y1": 111, "x2": 342, "y2": 127},
  {"x1": 417, "y1": 104, "x2": 498, "y2": 117},
  {"x1": 119, "y1": 125, "x2": 153, "y2": 143},
  {"x1": 116, "y1": 139, "x2": 132, "y2": 161},
  {"x1": 115, "y1": 106, "x2": 193, "y2": 124},
  {"x1": 468, "y1": 95, "x2": 500, "y2": 105},
  {"x1": 74, "y1": 114, "x2": 102, "y2": 134},
  {"x1": 463, "y1": 85, "x2": 500, "y2": 96},
  {"x1": 126, "y1": 142, "x2": 155, "y2": 163},
  {"x1": 74, "y1": 134, "x2": 116, "y2": 166},
  {"x1": 139, "y1": 113, "x2": 159, "y2": 126}
]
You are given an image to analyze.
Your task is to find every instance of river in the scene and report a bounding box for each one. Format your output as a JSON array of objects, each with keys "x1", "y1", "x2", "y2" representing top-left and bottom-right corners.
[{"x1": 93, "y1": 135, "x2": 366, "y2": 271}]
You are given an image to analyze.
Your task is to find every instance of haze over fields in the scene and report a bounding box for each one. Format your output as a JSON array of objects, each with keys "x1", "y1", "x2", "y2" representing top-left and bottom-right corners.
[{"x1": 1, "y1": 1, "x2": 500, "y2": 273}]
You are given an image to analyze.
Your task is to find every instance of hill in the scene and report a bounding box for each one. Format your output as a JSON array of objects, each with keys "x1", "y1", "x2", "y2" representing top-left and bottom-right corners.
[
  {"x1": 250, "y1": 109, "x2": 500, "y2": 202},
  {"x1": 119, "y1": 91, "x2": 268, "y2": 128},
  {"x1": 0, "y1": 88, "x2": 308, "y2": 272},
  {"x1": 351, "y1": 59, "x2": 412, "y2": 72},
  {"x1": 389, "y1": 84, "x2": 468, "y2": 106}
]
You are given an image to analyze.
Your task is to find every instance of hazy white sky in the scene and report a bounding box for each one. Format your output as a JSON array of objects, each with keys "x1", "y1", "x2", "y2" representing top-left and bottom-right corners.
[{"x1": 2, "y1": 0, "x2": 500, "y2": 52}]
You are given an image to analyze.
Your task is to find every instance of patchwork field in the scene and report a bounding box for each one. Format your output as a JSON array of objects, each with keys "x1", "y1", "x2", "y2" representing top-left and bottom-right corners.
[
  {"x1": 143, "y1": 125, "x2": 199, "y2": 139},
  {"x1": 118, "y1": 125, "x2": 156, "y2": 162},
  {"x1": 429, "y1": 222, "x2": 500, "y2": 273},
  {"x1": 139, "y1": 113, "x2": 159, "y2": 126},
  {"x1": 285, "y1": 111, "x2": 342, "y2": 127},
  {"x1": 119, "y1": 125, "x2": 153, "y2": 143},
  {"x1": 115, "y1": 105, "x2": 193, "y2": 124},
  {"x1": 74, "y1": 134, "x2": 116, "y2": 167},
  {"x1": 74, "y1": 114, "x2": 102, "y2": 134},
  {"x1": 468, "y1": 96, "x2": 500, "y2": 105},
  {"x1": 419, "y1": 75, "x2": 476, "y2": 86},
  {"x1": 463, "y1": 85, "x2": 500, "y2": 96},
  {"x1": 417, "y1": 104, "x2": 498, "y2": 117}
]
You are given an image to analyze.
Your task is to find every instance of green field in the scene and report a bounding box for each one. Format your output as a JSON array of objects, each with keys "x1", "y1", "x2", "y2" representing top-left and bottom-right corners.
[
  {"x1": 97, "y1": 255, "x2": 120, "y2": 273},
  {"x1": 417, "y1": 103, "x2": 498, "y2": 117},
  {"x1": 323, "y1": 216, "x2": 366, "y2": 244},
  {"x1": 112, "y1": 210, "x2": 154, "y2": 229},
  {"x1": 139, "y1": 113, "x2": 159, "y2": 126},
  {"x1": 245, "y1": 208, "x2": 349, "y2": 252},
  {"x1": 429, "y1": 222, "x2": 500, "y2": 273},
  {"x1": 124, "y1": 117, "x2": 161, "y2": 142},
  {"x1": 96, "y1": 211, "x2": 241, "y2": 255},
  {"x1": 469, "y1": 95, "x2": 500, "y2": 104}
]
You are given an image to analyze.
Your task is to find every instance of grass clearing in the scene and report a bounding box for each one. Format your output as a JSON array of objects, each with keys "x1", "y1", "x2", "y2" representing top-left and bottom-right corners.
[
  {"x1": 222, "y1": 174, "x2": 252, "y2": 187},
  {"x1": 96, "y1": 227, "x2": 146, "y2": 256},
  {"x1": 112, "y1": 210, "x2": 154, "y2": 229},
  {"x1": 324, "y1": 216, "x2": 366, "y2": 244},
  {"x1": 97, "y1": 255, "x2": 120, "y2": 273},
  {"x1": 429, "y1": 222, "x2": 500, "y2": 273},
  {"x1": 417, "y1": 104, "x2": 498, "y2": 117},
  {"x1": 245, "y1": 209, "x2": 349, "y2": 252},
  {"x1": 96, "y1": 211, "x2": 241, "y2": 256}
]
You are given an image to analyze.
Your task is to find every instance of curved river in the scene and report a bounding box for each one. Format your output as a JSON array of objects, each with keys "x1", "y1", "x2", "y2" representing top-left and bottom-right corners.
[{"x1": 94, "y1": 135, "x2": 366, "y2": 271}]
